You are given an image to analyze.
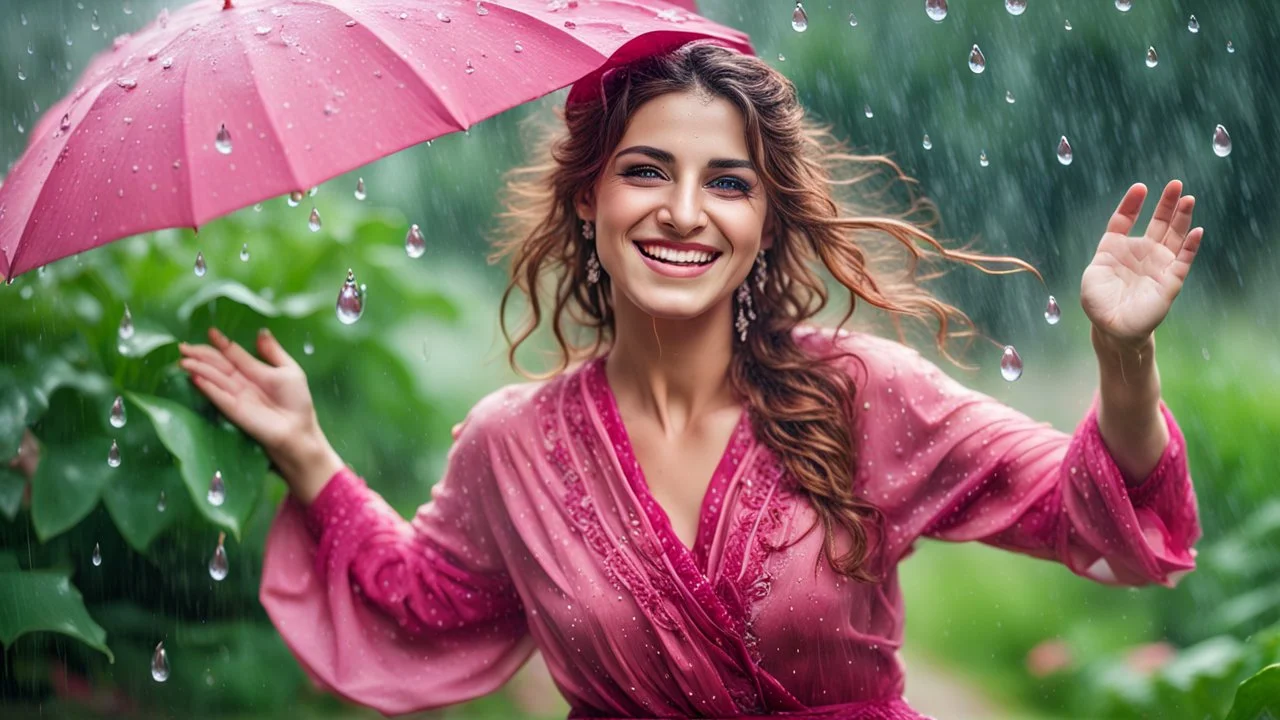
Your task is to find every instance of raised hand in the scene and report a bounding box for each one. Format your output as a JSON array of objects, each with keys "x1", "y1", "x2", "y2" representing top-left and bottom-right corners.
[
  {"x1": 1080, "y1": 180, "x2": 1204, "y2": 348},
  {"x1": 178, "y1": 327, "x2": 342, "y2": 503}
]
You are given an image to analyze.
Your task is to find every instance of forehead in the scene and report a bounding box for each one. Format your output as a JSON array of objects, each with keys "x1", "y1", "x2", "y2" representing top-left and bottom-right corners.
[{"x1": 616, "y1": 91, "x2": 750, "y2": 160}]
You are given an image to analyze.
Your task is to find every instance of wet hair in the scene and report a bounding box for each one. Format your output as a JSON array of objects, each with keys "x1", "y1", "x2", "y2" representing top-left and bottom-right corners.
[{"x1": 491, "y1": 42, "x2": 1038, "y2": 582}]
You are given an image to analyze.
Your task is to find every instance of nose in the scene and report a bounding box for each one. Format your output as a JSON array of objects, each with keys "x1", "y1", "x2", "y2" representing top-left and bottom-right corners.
[{"x1": 656, "y1": 178, "x2": 708, "y2": 238}]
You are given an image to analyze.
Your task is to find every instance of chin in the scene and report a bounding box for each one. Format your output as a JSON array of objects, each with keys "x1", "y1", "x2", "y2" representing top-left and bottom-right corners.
[{"x1": 622, "y1": 285, "x2": 724, "y2": 321}]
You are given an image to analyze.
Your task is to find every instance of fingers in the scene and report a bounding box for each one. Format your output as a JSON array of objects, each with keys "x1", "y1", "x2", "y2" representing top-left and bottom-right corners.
[
  {"x1": 207, "y1": 327, "x2": 273, "y2": 386},
  {"x1": 178, "y1": 342, "x2": 237, "y2": 378},
  {"x1": 1106, "y1": 183, "x2": 1148, "y2": 235},
  {"x1": 1170, "y1": 227, "x2": 1205, "y2": 283},
  {"x1": 189, "y1": 372, "x2": 242, "y2": 421},
  {"x1": 255, "y1": 328, "x2": 298, "y2": 369},
  {"x1": 451, "y1": 422, "x2": 463, "y2": 440},
  {"x1": 1142, "y1": 180, "x2": 1184, "y2": 241},
  {"x1": 180, "y1": 356, "x2": 243, "y2": 399},
  {"x1": 1165, "y1": 195, "x2": 1196, "y2": 249}
]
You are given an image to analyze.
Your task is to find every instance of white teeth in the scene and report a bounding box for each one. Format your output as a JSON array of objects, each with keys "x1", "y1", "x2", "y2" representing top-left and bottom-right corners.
[{"x1": 637, "y1": 243, "x2": 715, "y2": 264}]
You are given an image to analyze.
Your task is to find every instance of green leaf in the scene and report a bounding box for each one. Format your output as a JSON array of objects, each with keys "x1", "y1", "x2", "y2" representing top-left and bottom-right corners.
[
  {"x1": 1226, "y1": 664, "x2": 1280, "y2": 720},
  {"x1": 0, "y1": 465, "x2": 25, "y2": 521},
  {"x1": 176, "y1": 279, "x2": 327, "y2": 323},
  {"x1": 30, "y1": 439, "x2": 116, "y2": 542},
  {"x1": 0, "y1": 368, "x2": 34, "y2": 458},
  {"x1": 117, "y1": 318, "x2": 177, "y2": 358},
  {"x1": 100, "y1": 454, "x2": 190, "y2": 552},
  {"x1": 126, "y1": 393, "x2": 267, "y2": 539},
  {"x1": 0, "y1": 569, "x2": 112, "y2": 661}
]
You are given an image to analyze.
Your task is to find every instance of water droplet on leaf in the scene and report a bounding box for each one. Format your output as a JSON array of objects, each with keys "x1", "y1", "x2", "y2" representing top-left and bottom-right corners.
[
  {"x1": 1187, "y1": 15, "x2": 1200, "y2": 33},
  {"x1": 239, "y1": 243, "x2": 250, "y2": 262},
  {"x1": 848, "y1": 13, "x2": 858, "y2": 27},
  {"x1": 979, "y1": 150, "x2": 990, "y2": 167},
  {"x1": 1115, "y1": 0, "x2": 1132, "y2": 11},
  {"x1": 119, "y1": 306, "x2": 135, "y2": 340},
  {"x1": 1064, "y1": 19, "x2": 1072, "y2": 30},
  {"x1": 1226, "y1": 40, "x2": 1235, "y2": 54},
  {"x1": 303, "y1": 334, "x2": 315, "y2": 355},
  {"x1": 110, "y1": 396, "x2": 127, "y2": 428},
  {"x1": 922, "y1": 133, "x2": 933, "y2": 150},
  {"x1": 207, "y1": 470, "x2": 225, "y2": 506},
  {"x1": 1005, "y1": 90, "x2": 1016, "y2": 104},
  {"x1": 336, "y1": 269, "x2": 365, "y2": 324},
  {"x1": 864, "y1": 104, "x2": 873, "y2": 118},
  {"x1": 1000, "y1": 345, "x2": 1023, "y2": 381},
  {"x1": 157, "y1": 491, "x2": 166, "y2": 512}
]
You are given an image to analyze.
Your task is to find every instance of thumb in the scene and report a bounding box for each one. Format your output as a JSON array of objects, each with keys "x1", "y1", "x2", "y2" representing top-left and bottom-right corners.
[{"x1": 257, "y1": 328, "x2": 297, "y2": 368}]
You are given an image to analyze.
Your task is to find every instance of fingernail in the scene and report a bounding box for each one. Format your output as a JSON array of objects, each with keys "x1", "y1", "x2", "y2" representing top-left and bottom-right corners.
[{"x1": 258, "y1": 327, "x2": 272, "y2": 339}]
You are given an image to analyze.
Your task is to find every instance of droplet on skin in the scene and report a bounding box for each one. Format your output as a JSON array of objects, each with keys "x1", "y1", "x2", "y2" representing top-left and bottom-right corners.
[
  {"x1": 151, "y1": 642, "x2": 170, "y2": 682},
  {"x1": 1146, "y1": 46, "x2": 1158, "y2": 68},
  {"x1": 194, "y1": 251, "x2": 207, "y2": 277},
  {"x1": 925, "y1": 0, "x2": 947, "y2": 22},
  {"x1": 110, "y1": 396, "x2": 127, "y2": 428},
  {"x1": 92, "y1": 542, "x2": 102, "y2": 567},
  {"x1": 209, "y1": 532, "x2": 229, "y2": 581},
  {"x1": 354, "y1": 177, "x2": 366, "y2": 201},
  {"x1": 1044, "y1": 295, "x2": 1062, "y2": 325},
  {"x1": 791, "y1": 2, "x2": 808, "y2": 32},
  {"x1": 405, "y1": 224, "x2": 426, "y2": 258},
  {"x1": 108, "y1": 440, "x2": 121, "y2": 468},
  {"x1": 1000, "y1": 345, "x2": 1023, "y2": 381},
  {"x1": 308, "y1": 208, "x2": 322, "y2": 232},
  {"x1": 1005, "y1": 0, "x2": 1026, "y2": 16},
  {"x1": 207, "y1": 470, "x2": 225, "y2": 506},
  {"x1": 968, "y1": 45, "x2": 986, "y2": 74},
  {"x1": 1056, "y1": 136, "x2": 1073, "y2": 166},
  {"x1": 1212, "y1": 124, "x2": 1232, "y2": 157},
  {"x1": 215, "y1": 124, "x2": 232, "y2": 154}
]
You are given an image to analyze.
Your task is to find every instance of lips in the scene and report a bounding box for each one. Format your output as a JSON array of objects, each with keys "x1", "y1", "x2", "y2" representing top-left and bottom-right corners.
[{"x1": 632, "y1": 241, "x2": 721, "y2": 266}]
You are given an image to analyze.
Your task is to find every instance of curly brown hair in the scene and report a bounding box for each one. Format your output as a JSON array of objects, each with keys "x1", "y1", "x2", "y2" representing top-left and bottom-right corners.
[{"x1": 490, "y1": 42, "x2": 1039, "y2": 583}]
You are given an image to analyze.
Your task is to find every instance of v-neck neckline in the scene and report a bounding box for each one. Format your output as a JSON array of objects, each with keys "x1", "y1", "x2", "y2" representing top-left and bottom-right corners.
[{"x1": 587, "y1": 356, "x2": 754, "y2": 573}]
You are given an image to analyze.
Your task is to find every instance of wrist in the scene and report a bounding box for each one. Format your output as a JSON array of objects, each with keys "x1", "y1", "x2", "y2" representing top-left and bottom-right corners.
[{"x1": 275, "y1": 429, "x2": 344, "y2": 505}]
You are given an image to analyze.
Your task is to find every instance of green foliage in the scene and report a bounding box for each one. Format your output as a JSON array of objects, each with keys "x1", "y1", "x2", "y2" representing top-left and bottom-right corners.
[{"x1": 0, "y1": 552, "x2": 112, "y2": 661}]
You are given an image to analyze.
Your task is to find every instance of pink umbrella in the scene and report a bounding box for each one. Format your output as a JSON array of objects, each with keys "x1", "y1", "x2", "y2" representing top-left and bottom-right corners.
[{"x1": 0, "y1": 0, "x2": 750, "y2": 282}]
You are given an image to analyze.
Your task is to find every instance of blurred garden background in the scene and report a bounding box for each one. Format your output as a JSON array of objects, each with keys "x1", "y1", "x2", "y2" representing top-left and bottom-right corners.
[{"x1": 2, "y1": 0, "x2": 1279, "y2": 718}]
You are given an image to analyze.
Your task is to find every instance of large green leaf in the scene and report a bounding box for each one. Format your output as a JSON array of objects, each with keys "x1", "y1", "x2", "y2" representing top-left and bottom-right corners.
[
  {"x1": 0, "y1": 350, "x2": 112, "y2": 458},
  {"x1": 0, "y1": 465, "x2": 25, "y2": 521},
  {"x1": 175, "y1": 279, "x2": 327, "y2": 323},
  {"x1": 0, "y1": 369, "x2": 31, "y2": 458},
  {"x1": 117, "y1": 318, "x2": 177, "y2": 359},
  {"x1": 0, "y1": 568, "x2": 112, "y2": 661},
  {"x1": 1226, "y1": 664, "x2": 1280, "y2": 720},
  {"x1": 101, "y1": 454, "x2": 191, "y2": 553},
  {"x1": 30, "y1": 438, "x2": 116, "y2": 542},
  {"x1": 126, "y1": 393, "x2": 267, "y2": 539}
]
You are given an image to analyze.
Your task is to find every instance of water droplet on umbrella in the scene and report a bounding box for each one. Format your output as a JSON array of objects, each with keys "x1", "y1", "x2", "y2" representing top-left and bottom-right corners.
[
  {"x1": 476, "y1": 2, "x2": 490, "y2": 16},
  {"x1": 405, "y1": 224, "x2": 426, "y2": 258},
  {"x1": 1044, "y1": 295, "x2": 1062, "y2": 325},
  {"x1": 287, "y1": 191, "x2": 303, "y2": 207},
  {"x1": 465, "y1": 59, "x2": 475, "y2": 74},
  {"x1": 514, "y1": 41, "x2": 523, "y2": 52},
  {"x1": 922, "y1": 133, "x2": 932, "y2": 150},
  {"x1": 1005, "y1": 0, "x2": 1026, "y2": 15},
  {"x1": 110, "y1": 396, "x2": 127, "y2": 428},
  {"x1": 1187, "y1": 15, "x2": 1200, "y2": 33},
  {"x1": 1056, "y1": 136, "x2": 1073, "y2": 165},
  {"x1": 207, "y1": 470, "x2": 225, "y2": 506},
  {"x1": 437, "y1": 11, "x2": 451, "y2": 22},
  {"x1": 119, "y1": 306, "x2": 135, "y2": 340},
  {"x1": 336, "y1": 270, "x2": 365, "y2": 324},
  {"x1": 239, "y1": 243, "x2": 250, "y2": 262},
  {"x1": 1146, "y1": 46, "x2": 1158, "y2": 68},
  {"x1": 1115, "y1": 0, "x2": 1132, "y2": 11},
  {"x1": 1064, "y1": 19, "x2": 1072, "y2": 30},
  {"x1": 92, "y1": 543, "x2": 102, "y2": 567},
  {"x1": 979, "y1": 150, "x2": 990, "y2": 167},
  {"x1": 108, "y1": 440, "x2": 121, "y2": 468},
  {"x1": 1226, "y1": 40, "x2": 1235, "y2": 54},
  {"x1": 1212, "y1": 124, "x2": 1232, "y2": 157},
  {"x1": 1005, "y1": 90, "x2": 1016, "y2": 103},
  {"x1": 1000, "y1": 345, "x2": 1023, "y2": 381},
  {"x1": 563, "y1": 20, "x2": 576, "y2": 29},
  {"x1": 116, "y1": 76, "x2": 138, "y2": 90},
  {"x1": 354, "y1": 178, "x2": 367, "y2": 201},
  {"x1": 60, "y1": 113, "x2": 71, "y2": 131},
  {"x1": 157, "y1": 491, "x2": 166, "y2": 512},
  {"x1": 194, "y1": 251, "x2": 207, "y2": 277},
  {"x1": 254, "y1": 25, "x2": 272, "y2": 36},
  {"x1": 848, "y1": 13, "x2": 858, "y2": 27},
  {"x1": 791, "y1": 2, "x2": 808, "y2": 32},
  {"x1": 215, "y1": 124, "x2": 232, "y2": 155},
  {"x1": 398, "y1": 12, "x2": 408, "y2": 19},
  {"x1": 209, "y1": 532, "x2": 229, "y2": 581},
  {"x1": 864, "y1": 104, "x2": 873, "y2": 118},
  {"x1": 162, "y1": 57, "x2": 174, "y2": 69},
  {"x1": 925, "y1": 0, "x2": 947, "y2": 22},
  {"x1": 968, "y1": 45, "x2": 986, "y2": 73},
  {"x1": 17, "y1": 66, "x2": 26, "y2": 81},
  {"x1": 308, "y1": 208, "x2": 322, "y2": 232},
  {"x1": 344, "y1": 19, "x2": 356, "y2": 27},
  {"x1": 151, "y1": 643, "x2": 170, "y2": 682},
  {"x1": 303, "y1": 334, "x2": 315, "y2": 355}
]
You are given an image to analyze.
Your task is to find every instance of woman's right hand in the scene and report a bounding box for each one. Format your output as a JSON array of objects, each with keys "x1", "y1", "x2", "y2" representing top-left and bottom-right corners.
[{"x1": 178, "y1": 327, "x2": 343, "y2": 504}]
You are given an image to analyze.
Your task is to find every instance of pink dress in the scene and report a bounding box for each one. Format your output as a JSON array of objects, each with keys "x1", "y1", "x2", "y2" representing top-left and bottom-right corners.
[{"x1": 260, "y1": 327, "x2": 1200, "y2": 718}]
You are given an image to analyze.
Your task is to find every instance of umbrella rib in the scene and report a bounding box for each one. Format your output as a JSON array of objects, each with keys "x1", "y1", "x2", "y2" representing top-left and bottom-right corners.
[{"x1": 230, "y1": 30, "x2": 308, "y2": 216}]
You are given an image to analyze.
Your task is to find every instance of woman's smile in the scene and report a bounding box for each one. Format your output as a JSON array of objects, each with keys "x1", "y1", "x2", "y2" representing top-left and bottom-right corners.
[{"x1": 632, "y1": 239, "x2": 723, "y2": 278}]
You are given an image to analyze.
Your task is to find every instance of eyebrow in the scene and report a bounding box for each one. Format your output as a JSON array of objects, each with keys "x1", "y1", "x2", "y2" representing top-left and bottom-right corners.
[{"x1": 614, "y1": 145, "x2": 755, "y2": 171}]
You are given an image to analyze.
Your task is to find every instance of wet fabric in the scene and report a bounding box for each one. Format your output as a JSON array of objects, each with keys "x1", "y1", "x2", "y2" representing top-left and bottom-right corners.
[{"x1": 260, "y1": 327, "x2": 1200, "y2": 718}]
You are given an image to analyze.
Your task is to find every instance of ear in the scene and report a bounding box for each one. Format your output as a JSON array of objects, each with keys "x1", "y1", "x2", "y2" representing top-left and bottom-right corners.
[
  {"x1": 760, "y1": 209, "x2": 777, "y2": 250},
  {"x1": 574, "y1": 188, "x2": 596, "y2": 222}
]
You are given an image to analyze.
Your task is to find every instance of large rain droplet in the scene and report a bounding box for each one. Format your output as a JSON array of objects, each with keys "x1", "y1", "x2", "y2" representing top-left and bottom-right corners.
[
  {"x1": 1145, "y1": 46, "x2": 1158, "y2": 68},
  {"x1": 1005, "y1": 0, "x2": 1026, "y2": 16},
  {"x1": 925, "y1": 0, "x2": 947, "y2": 22},
  {"x1": 240, "y1": 243, "x2": 250, "y2": 262},
  {"x1": 110, "y1": 396, "x2": 127, "y2": 428},
  {"x1": 151, "y1": 642, "x2": 170, "y2": 682},
  {"x1": 1000, "y1": 345, "x2": 1023, "y2": 382},
  {"x1": 215, "y1": 124, "x2": 232, "y2": 155},
  {"x1": 1056, "y1": 136, "x2": 1073, "y2": 166},
  {"x1": 194, "y1": 251, "x2": 207, "y2": 277},
  {"x1": 209, "y1": 532, "x2": 229, "y2": 581},
  {"x1": 108, "y1": 440, "x2": 122, "y2": 468},
  {"x1": 336, "y1": 269, "x2": 365, "y2": 324},
  {"x1": 1115, "y1": 0, "x2": 1132, "y2": 11},
  {"x1": 92, "y1": 542, "x2": 102, "y2": 567},
  {"x1": 968, "y1": 45, "x2": 986, "y2": 74},
  {"x1": 207, "y1": 470, "x2": 225, "y2": 507},
  {"x1": 119, "y1": 306, "x2": 135, "y2": 340},
  {"x1": 791, "y1": 2, "x2": 808, "y2": 32},
  {"x1": 308, "y1": 208, "x2": 322, "y2": 232},
  {"x1": 1187, "y1": 15, "x2": 1200, "y2": 33},
  {"x1": 354, "y1": 177, "x2": 367, "y2": 201},
  {"x1": 287, "y1": 191, "x2": 303, "y2": 207},
  {"x1": 1044, "y1": 295, "x2": 1062, "y2": 325},
  {"x1": 405, "y1": 224, "x2": 426, "y2": 258},
  {"x1": 922, "y1": 133, "x2": 933, "y2": 150},
  {"x1": 1212, "y1": 125, "x2": 1232, "y2": 157}
]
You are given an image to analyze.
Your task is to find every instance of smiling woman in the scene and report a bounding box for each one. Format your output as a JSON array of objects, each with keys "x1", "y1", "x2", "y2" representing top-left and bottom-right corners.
[{"x1": 185, "y1": 40, "x2": 1207, "y2": 719}]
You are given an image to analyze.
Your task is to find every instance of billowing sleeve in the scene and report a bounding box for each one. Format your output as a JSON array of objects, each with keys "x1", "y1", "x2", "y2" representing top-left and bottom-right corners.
[
  {"x1": 842, "y1": 332, "x2": 1200, "y2": 587},
  {"x1": 259, "y1": 416, "x2": 535, "y2": 715}
]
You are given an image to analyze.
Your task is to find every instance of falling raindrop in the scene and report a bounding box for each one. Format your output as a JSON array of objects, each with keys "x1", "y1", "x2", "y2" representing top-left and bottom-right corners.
[
  {"x1": 108, "y1": 440, "x2": 122, "y2": 468},
  {"x1": 791, "y1": 2, "x2": 808, "y2": 32},
  {"x1": 1056, "y1": 136, "x2": 1073, "y2": 165},
  {"x1": 1005, "y1": 0, "x2": 1026, "y2": 16},
  {"x1": 476, "y1": 1, "x2": 489, "y2": 15},
  {"x1": 253, "y1": 203, "x2": 263, "y2": 212},
  {"x1": 405, "y1": 224, "x2": 426, "y2": 258},
  {"x1": 215, "y1": 124, "x2": 232, "y2": 154},
  {"x1": 1187, "y1": 15, "x2": 1200, "y2": 33},
  {"x1": 968, "y1": 45, "x2": 986, "y2": 74},
  {"x1": 1226, "y1": 40, "x2": 1235, "y2": 54},
  {"x1": 151, "y1": 643, "x2": 170, "y2": 682},
  {"x1": 1044, "y1": 295, "x2": 1062, "y2": 325},
  {"x1": 308, "y1": 186, "x2": 319, "y2": 197},
  {"x1": 123, "y1": 1, "x2": 133, "y2": 15},
  {"x1": 207, "y1": 470, "x2": 225, "y2": 507},
  {"x1": 209, "y1": 532, "x2": 229, "y2": 581},
  {"x1": 1115, "y1": 0, "x2": 1132, "y2": 11},
  {"x1": 1212, "y1": 124, "x2": 1232, "y2": 157},
  {"x1": 119, "y1": 306, "x2": 135, "y2": 341},
  {"x1": 239, "y1": 243, "x2": 250, "y2": 262},
  {"x1": 336, "y1": 269, "x2": 365, "y2": 324},
  {"x1": 92, "y1": 543, "x2": 102, "y2": 567},
  {"x1": 1000, "y1": 345, "x2": 1023, "y2": 381},
  {"x1": 925, "y1": 0, "x2": 947, "y2": 22},
  {"x1": 116, "y1": 76, "x2": 138, "y2": 90},
  {"x1": 91, "y1": 11, "x2": 100, "y2": 31},
  {"x1": 193, "y1": 251, "x2": 207, "y2": 277},
  {"x1": 864, "y1": 104, "x2": 874, "y2": 119},
  {"x1": 1064, "y1": 19, "x2": 1072, "y2": 31},
  {"x1": 110, "y1": 396, "x2": 127, "y2": 428},
  {"x1": 979, "y1": 150, "x2": 990, "y2": 167},
  {"x1": 922, "y1": 133, "x2": 933, "y2": 150},
  {"x1": 157, "y1": 491, "x2": 167, "y2": 512},
  {"x1": 17, "y1": 66, "x2": 26, "y2": 81},
  {"x1": 303, "y1": 334, "x2": 315, "y2": 355},
  {"x1": 777, "y1": 54, "x2": 786, "y2": 62},
  {"x1": 354, "y1": 177, "x2": 367, "y2": 200},
  {"x1": 287, "y1": 191, "x2": 303, "y2": 207},
  {"x1": 308, "y1": 208, "x2": 322, "y2": 232},
  {"x1": 1146, "y1": 46, "x2": 1158, "y2": 68},
  {"x1": 848, "y1": 13, "x2": 858, "y2": 27}
]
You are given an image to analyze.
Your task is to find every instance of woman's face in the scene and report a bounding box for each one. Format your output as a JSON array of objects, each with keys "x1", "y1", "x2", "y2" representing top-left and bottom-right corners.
[{"x1": 578, "y1": 90, "x2": 772, "y2": 322}]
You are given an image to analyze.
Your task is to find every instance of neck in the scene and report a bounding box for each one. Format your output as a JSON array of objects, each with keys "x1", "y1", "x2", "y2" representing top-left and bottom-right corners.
[{"x1": 605, "y1": 293, "x2": 738, "y2": 430}]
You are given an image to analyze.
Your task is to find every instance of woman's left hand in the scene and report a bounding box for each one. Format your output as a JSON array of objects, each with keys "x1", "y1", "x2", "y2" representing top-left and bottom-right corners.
[{"x1": 1080, "y1": 180, "x2": 1204, "y2": 348}]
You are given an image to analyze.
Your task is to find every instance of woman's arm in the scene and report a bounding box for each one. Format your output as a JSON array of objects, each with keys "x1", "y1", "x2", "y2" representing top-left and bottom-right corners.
[{"x1": 1093, "y1": 327, "x2": 1170, "y2": 484}]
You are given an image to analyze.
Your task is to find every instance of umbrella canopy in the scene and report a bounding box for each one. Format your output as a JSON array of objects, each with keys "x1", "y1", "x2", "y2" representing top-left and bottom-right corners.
[{"x1": 0, "y1": 0, "x2": 751, "y2": 282}]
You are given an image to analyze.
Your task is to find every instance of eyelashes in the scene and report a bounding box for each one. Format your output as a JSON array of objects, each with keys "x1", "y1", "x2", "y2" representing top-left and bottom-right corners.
[{"x1": 620, "y1": 165, "x2": 754, "y2": 196}]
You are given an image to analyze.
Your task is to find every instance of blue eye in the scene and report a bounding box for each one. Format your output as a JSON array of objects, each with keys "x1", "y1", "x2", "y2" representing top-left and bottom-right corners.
[
  {"x1": 623, "y1": 165, "x2": 664, "y2": 179},
  {"x1": 711, "y1": 176, "x2": 751, "y2": 194}
]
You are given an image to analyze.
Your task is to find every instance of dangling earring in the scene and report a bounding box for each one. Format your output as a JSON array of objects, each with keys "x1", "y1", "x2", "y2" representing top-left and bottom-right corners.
[
  {"x1": 581, "y1": 219, "x2": 595, "y2": 240},
  {"x1": 586, "y1": 250, "x2": 601, "y2": 284},
  {"x1": 735, "y1": 251, "x2": 766, "y2": 342}
]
